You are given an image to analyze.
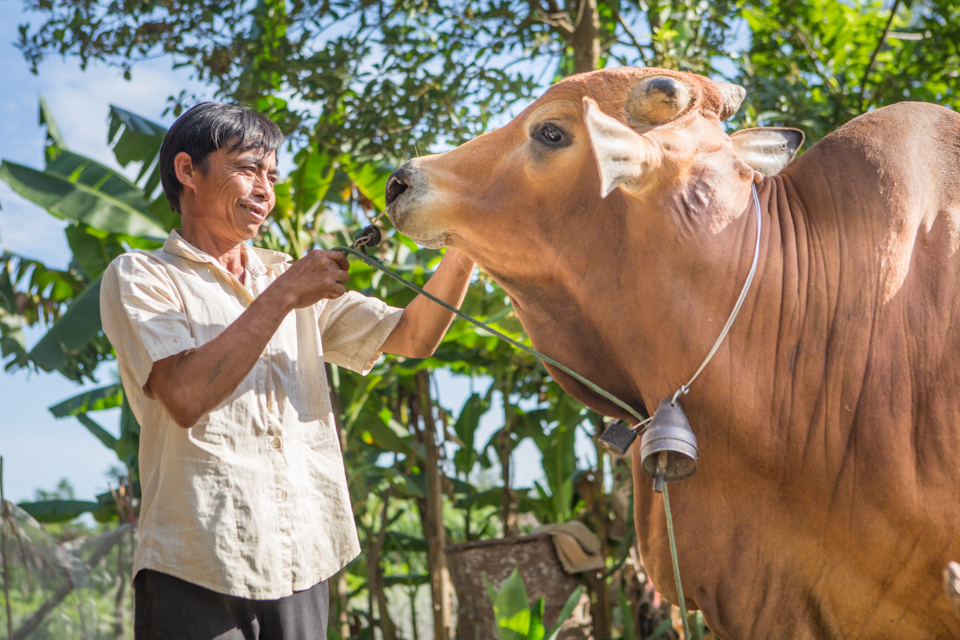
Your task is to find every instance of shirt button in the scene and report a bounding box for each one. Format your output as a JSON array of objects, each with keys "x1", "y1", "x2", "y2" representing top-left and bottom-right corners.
[{"x1": 270, "y1": 437, "x2": 282, "y2": 450}]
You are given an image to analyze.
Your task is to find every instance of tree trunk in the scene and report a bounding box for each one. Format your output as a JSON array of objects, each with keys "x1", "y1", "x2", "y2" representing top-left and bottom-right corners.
[
  {"x1": 409, "y1": 586, "x2": 420, "y2": 640},
  {"x1": 112, "y1": 528, "x2": 127, "y2": 640},
  {"x1": 325, "y1": 364, "x2": 352, "y2": 637},
  {"x1": 414, "y1": 370, "x2": 454, "y2": 640},
  {"x1": 572, "y1": 0, "x2": 601, "y2": 73},
  {"x1": 13, "y1": 526, "x2": 128, "y2": 640},
  {"x1": 367, "y1": 495, "x2": 398, "y2": 640},
  {"x1": 589, "y1": 417, "x2": 611, "y2": 639},
  {"x1": 497, "y1": 428, "x2": 515, "y2": 538},
  {"x1": 499, "y1": 388, "x2": 518, "y2": 538},
  {"x1": 329, "y1": 570, "x2": 350, "y2": 639},
  {"x1": 326, "y1": 364, "x2": 348, "y2": 454}
]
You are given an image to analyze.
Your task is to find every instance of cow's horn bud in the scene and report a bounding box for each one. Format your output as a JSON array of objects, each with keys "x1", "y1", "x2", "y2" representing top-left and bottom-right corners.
[
  {"x1": 627, "y1": 76, "x2": 691, "y2": 125},
  {"x1": 715, "y1": 81, "x2": 746, "y2": 120}
]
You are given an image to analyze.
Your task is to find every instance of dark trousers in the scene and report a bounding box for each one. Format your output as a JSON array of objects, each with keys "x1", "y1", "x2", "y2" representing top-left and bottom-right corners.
[{"x1": 134, "y1": 570, "x2": 329, "y2": 640}]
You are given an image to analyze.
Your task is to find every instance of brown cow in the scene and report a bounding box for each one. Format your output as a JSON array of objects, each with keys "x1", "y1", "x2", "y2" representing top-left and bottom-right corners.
[{"x1": 385, "y1": 67, "x2": 960, "y2": 639}]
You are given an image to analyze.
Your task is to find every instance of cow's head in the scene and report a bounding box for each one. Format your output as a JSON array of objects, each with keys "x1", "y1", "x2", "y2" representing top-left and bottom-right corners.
[{"x1": 386, "y1": 67, "x2": 801, "y2": 277}]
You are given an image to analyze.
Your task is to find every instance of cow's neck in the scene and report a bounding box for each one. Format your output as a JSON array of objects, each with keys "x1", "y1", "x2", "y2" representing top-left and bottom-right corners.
[{"x1": 476, "y1": 178, "x2": 785, "y2": 428}]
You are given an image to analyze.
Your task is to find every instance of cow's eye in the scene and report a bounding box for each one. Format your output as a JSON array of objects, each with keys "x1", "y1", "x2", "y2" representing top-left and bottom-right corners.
[{"x1": 537, "y1": 123, "x2": 564, "y2": 145}]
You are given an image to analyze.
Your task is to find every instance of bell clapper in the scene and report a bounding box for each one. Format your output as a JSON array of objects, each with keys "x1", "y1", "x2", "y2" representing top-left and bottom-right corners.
[{"x1": 653, "y1": 450, "x2": 668, "y2": 493}]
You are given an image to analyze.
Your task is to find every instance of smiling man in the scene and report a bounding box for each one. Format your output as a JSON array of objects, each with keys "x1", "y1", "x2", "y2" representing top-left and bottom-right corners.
[{"x1": 99, "y1": 103, "x2": 475, "y2": 639}]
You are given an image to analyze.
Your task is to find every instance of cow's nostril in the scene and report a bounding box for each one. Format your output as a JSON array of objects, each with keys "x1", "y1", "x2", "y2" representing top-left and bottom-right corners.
[{"x1": 385, "y1": 170, "x2": 410, "y2": 207}]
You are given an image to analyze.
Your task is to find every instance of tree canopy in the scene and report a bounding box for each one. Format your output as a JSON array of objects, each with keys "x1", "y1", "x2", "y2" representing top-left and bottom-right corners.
[
  {"x1": 5, "y1": 0, "x2": 960, "y2": 637},
  {"x1": 19, "y1": 0, "x2": 960, "y2": 158}
]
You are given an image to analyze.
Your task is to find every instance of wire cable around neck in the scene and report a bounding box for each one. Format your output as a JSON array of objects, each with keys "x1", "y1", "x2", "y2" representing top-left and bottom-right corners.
[{"x1": 671, "y1": 182, "x2": 763, "y2": 405}]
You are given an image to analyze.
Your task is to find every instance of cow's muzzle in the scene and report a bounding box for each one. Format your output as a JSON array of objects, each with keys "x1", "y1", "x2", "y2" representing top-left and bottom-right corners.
[{"x1": 385, "y1": 168, "x2": 412, "y2": 207}]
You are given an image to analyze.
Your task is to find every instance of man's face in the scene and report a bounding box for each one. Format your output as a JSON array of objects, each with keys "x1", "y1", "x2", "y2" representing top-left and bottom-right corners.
[{"x1": 187, "y1": 145, "x2": 279, "y2": 242}]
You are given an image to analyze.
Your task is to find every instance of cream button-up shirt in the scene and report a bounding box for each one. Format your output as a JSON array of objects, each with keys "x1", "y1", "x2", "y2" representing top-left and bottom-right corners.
[{"x1": 100, "y1": 230, "x2": 403, "y2": 599}]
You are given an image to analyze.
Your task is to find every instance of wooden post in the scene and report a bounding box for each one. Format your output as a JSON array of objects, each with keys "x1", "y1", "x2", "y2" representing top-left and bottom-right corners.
[{"x1": 414, "y1": 370, "x2": 454, "y2": 640}]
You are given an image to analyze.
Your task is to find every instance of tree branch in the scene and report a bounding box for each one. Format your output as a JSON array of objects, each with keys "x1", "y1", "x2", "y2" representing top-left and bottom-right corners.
[
  {"x1": 13, "y1": 526, "x2": 130, "y2": 640},
  {"x1": 860, "y1": 0, "x2": 902, "y2": 106},
  {"x1": 527, "y1": 0, "x2": 574, "y2": 36},
  {"x1": 794, "y1": 25, "x2": 827, "y2": 80},
  {"x1": 602, "y1": 0, "x2": 649, "y2": 64}
]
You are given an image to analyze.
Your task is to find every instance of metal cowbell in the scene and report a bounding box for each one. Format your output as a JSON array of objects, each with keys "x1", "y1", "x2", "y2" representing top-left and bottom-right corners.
[{"x1": 640, "y1": 398, "x2": 699, "y2": 492}]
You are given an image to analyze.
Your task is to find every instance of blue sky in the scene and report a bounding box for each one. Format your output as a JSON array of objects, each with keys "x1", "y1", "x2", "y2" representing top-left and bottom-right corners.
[
  {"x1": 0, "y1": 1, "x2": 587, "y2": 504},
  {"x1": 0, "y1": 1, "x2": 210, "y2": 503}
]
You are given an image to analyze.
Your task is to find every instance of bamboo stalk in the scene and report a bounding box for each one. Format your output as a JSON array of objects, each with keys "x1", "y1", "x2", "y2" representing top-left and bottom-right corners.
[{"x1": 1, "y1": 456, "x2": 13, "y2": 640}]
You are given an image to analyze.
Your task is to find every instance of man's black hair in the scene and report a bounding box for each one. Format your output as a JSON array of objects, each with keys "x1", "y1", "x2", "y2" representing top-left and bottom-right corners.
[{"x1": 159, "y1": 102, "x2": 284, "y2": 213}]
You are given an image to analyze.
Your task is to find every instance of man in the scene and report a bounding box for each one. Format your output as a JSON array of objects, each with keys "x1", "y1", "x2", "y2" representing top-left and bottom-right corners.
[{"x1": 100, "y1": 103, "x2": 475, "y2": 639}]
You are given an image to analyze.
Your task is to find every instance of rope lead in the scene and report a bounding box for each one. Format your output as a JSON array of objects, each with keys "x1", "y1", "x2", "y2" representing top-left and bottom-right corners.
[{"x1": 333, "y1": 244, "x2": 648, "y2": 425}]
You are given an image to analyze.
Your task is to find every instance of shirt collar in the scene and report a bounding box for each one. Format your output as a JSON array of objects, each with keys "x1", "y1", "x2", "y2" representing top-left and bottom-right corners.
[{"x1": 163, "y1": 230, "x2": 291, "y2": 278}]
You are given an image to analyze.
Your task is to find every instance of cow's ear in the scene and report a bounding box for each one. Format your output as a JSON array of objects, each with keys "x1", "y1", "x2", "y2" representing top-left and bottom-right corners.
[
  {"x1": 583, "y1": 97, "x2": 661, "y2": 198},
  {"x1": 730, "y1": 127, "x2": 804, "y2": 176}
]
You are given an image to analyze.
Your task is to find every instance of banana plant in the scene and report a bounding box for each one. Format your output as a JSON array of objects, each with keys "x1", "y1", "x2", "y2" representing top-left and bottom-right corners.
[
  {"x1": 484, "y1": 567, "x2": 583, "y2": 640},
  {"x1": 0, "y1": 99, "x2": 171, "y2": 383}
]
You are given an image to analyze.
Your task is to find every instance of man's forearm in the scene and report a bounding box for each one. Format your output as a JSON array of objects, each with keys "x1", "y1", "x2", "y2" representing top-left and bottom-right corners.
[
  {"x1": 147, "y1": 287, "x2": 293, "y2": 428},
  {"x1": 380, "y1": 249, "x2": 476, "y2": 358}
]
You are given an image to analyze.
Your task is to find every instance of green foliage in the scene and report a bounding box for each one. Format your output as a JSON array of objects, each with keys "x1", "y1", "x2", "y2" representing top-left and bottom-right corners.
[
  {"x1": 0, "y1": 98, "x2": 172, "y2": 382},
  {"x1": 450, "y1": 392, "x2": 492, "y2": 477},
  {"x1": 484, "y1": 568, "x2": 584, "y2": 640},
  {"x1": 26, "y1": 278, "x2": 106, "y2": 378},
  {"x1": 0, "y1": 155, "x2": 166, "y2": 240},
  {"x1": 107, "y1": 104, "x2": 170, "y2": 203},
  {"x1": 8, "y1": 0, "x2": 959, "y2": 634},
  {"x1": 737, "y1": 0, "x2": 960, "y2": 143}
]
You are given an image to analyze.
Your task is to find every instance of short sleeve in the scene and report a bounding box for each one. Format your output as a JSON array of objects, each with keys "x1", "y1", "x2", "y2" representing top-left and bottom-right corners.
[
  {"x1": 100, "y1": 253, "x2": 197, "y2": 388},
  {"x1": 318, "y1": 291, "x2": 403, "y2": 375}
]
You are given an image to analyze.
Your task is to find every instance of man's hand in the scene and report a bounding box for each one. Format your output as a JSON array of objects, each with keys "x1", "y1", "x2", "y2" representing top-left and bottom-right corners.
[{"x1": 270, "y1": 250, "x2": 350, "y2": 309}]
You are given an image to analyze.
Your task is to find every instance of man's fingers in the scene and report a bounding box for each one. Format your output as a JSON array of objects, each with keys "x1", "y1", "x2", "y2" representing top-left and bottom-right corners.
[
  {"x1": 325, "y1": 250, "x2": 350, "y2": 272},
  {"x1": 326, "y1": 285, "x2": 347, "y2": 299}
]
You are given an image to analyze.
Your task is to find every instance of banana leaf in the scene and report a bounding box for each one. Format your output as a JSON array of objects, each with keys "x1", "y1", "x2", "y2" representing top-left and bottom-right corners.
[
  {"x1": 39, "y1": 94, "x2": 68, "y2": 162},
  {"x1": 17, "y1": 499, "x2": 105, "y2": 523},
  {"x1": 0, "y1": 159, "x2": 166, "y2": 240},
  {"x1": 76, "y1": 414, "x2": 120, "y2": 451},
  {"x1": 28, "y1": 276, "x2": 103, "y2": 373},
  {"x1": 343, "y1": 161, "x2": 395, "y2": 211},
  {"x1": 108, "y1": 104, "x2": 167, "y2": 196},
  {"x1": 48, "y1": 383, "x2": 123, "y2": 417}
]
